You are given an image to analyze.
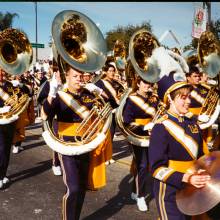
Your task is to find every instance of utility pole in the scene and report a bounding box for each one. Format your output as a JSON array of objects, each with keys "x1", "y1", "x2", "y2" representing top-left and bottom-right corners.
[
  {"x1": 203, "y1": 1, "x2": 211, "y2": 31},
  {"x1": 35, "y1": 2, "x2": 38, "y2": 63}
]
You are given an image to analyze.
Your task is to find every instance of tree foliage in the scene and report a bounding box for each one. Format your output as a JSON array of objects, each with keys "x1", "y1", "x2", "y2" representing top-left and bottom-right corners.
[
  {"x1": 105, "y1": 21, "x2": 153, "y2": 54},
  {"x1": 210, "y1": 19, "x2": 220, "y2": 40},
  {"x1": 0, "y1": 12, "x2": 19, "y2": 31}
]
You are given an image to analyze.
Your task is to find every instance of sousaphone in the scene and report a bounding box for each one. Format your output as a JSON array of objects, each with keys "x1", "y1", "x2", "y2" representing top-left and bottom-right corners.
[
  {"x1": 42, "y1": 10, "x2": 112, "y2": 156},
  {"x1": 0, "y1": 28, "x2": 32, "y2": 124}
]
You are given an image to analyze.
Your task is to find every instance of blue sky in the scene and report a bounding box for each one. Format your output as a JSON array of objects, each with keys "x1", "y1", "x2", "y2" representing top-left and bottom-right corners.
[{"x1": 0, "y1": 2, "x2": 220, "y2": 49}]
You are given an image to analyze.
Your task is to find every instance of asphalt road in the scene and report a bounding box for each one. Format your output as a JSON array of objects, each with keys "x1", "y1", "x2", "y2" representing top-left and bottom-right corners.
[{"x1": 0, "y1": 121, "x2": 159, "y2": 220}]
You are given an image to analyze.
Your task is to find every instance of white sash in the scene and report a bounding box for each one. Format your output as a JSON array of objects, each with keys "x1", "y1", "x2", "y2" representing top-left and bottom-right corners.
[
  {"x1": 129, "y1": 95, "x2": 156, "y2": 116},
  {"x1": 102, "y1": 79, "x2": 119, "y2": 104},
  {"x1": 162, "y1": 119, "x2": 198, "y2": 159},
  {"x1": 0, "y1": 88, "x2": 10, "y2": 101},
  {"x1": 191, "y1": 90, "x2": 205, "y2": 105},
  {"x1": 58, "y1": 91, "x2": 90, "y2": 119}
]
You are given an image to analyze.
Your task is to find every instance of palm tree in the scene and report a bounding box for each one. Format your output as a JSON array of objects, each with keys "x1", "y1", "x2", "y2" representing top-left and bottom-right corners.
[{"x1": 0, "y1": 12, "x2": 19, "y2": 31}]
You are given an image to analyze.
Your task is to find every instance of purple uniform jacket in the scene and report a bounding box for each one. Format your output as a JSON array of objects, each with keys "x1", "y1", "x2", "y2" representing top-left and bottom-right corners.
[
  {"x1": 149, "y1": 111, "x2": 206, "y2": 190},
  {"x1": 123, "y1": 92, "x2": 158, "y2": 136}
]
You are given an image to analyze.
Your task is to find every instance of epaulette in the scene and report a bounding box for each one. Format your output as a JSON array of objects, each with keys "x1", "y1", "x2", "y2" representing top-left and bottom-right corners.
[
  {"x1": 155, "y1": 114, "x2": 168, "y2": 124},
  {"x1": 199, "y1": 83, "x2": 211, "y2": 90},
  {"x1": 185, "y1": 112, "x2": 194, "y2": 119}
]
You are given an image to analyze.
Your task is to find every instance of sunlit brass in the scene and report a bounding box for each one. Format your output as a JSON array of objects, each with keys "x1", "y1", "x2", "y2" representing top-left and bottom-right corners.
[
  {"x1": 0, "y1": 28, "x2": 33, "y2": 75},
  {"x1": 129, "y1": 29, "x2": 160, "y2": 83},
  {"x1": 52, "y1": 10, "x2": 107, "y2": 74},
  {"x1": 176, "y1": 151, "x2": 220, "y2": 216},
  {"x1": 198, "y1": 31, "x2": 220, "y2": 78},
  {"x1": 42, "y1": 10, "x2": 111, "y2": 155},
  {"x1": 113, "y1": 39, "x2": 126, "y2": 71}
]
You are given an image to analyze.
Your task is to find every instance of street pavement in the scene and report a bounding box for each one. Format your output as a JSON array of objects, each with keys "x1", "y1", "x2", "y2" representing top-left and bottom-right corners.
[{"x1": 0, "y1": 120, "x2": 159, "y2": 220}]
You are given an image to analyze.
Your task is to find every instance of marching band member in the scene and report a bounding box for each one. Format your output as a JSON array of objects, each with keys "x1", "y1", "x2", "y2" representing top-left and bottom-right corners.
[
  {"x1": 186, "y1": 66, "x2": 208, "y2": 116},
  {"x1": 41, "y1": 63, "x2": 111, "y2": 220},
  {"x1": 186, "y1": 66, "x2": 219, "y2": 147},
  {"x1": 0, "y1": 69, "x2": 17, "y2": 189},
  {"x1": 82, "y1": 72, "x2": 93, "y2": 84},
  {"x1": 149, "y1": 72, "x2": 210, "y2": 220},
  {"x1": 10, "y1": 74, "x2": 35, "y2": 154},
  {"x1": 123, "y1": 77, "x2": 158, "y2": 212},
  {"x1": 37, "y1": 72, "x2": 62, "y2": 176},
  {"x1": 95, "y1": 63, "x2": 121, "y2": 165}
]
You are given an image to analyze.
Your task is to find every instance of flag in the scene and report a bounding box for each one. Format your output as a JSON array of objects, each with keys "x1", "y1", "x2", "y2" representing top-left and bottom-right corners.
[{"x1": 192, "y1": 7, "x2": 207, "y2": 39}]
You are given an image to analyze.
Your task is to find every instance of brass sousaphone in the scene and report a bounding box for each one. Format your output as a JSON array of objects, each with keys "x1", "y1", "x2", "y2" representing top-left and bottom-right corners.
[
  {"x1": 42, "y1": 10, "x2": 112, "y2": 156},
  {"x1": 0, "y1": 28, "x2": 33, "y2": 124},
  {"x1": 116, "y1": 30, "x2": 161, "y2": 147},
  {"x1": 116, "y1": 29, "x2": 188, "y2": 147},
  {"x1": 197, "y1": 31, "x2": 220, "y2": 130},
  {"x1": 184, "y1": 32, "x2": 220, "y2": 130}
]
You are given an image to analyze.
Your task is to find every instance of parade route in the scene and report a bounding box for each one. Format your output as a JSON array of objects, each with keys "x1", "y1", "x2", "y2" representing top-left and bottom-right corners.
[{"x1": 0, "y1": 121, "x2": 158, "y2": 220}]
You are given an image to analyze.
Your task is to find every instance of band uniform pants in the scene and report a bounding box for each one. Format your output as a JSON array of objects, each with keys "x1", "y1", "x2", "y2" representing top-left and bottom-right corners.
[
  {"x1": 131, "y1": 145, "x2": 148, "y2": 198},
  {"x1": 59, "y1": 152, "x2": 90, "y2": 220},
  {"x1": 0, "y1": 122, "x2": 15, "y2": 179},
  {"x1": 153, "y1": 179, "x2": 191, "y2": 220}
]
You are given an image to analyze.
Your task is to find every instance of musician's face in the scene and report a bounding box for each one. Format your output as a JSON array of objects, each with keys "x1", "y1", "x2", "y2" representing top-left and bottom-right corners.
[
  {"x1": 171, "y1": 89, "x2": 191, "y2": 115},
  {"x1": 106, "y1": 67, "x2": 115, "y2": 80},
  {"x1": 83, "y1": 73, "x2": 91, "y2": 83},
  {"x1": 66, "y1": 68, "x2": 83, "y2": 91},
  {"x1": 187, "y1": 72, "x2": 201, "y2": 85},
  {"x1": 138, "y1": 80, "x2": 152, "y2": 93}
]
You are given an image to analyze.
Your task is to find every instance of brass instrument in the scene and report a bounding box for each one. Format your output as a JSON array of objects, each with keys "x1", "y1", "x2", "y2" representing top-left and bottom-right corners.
[
  {"x1": 111, "y1": 40, "x2": 127, "y2": 100},
  {"x1": 0, "y1": 28, "x2": 32, "y2": 124},
  {"x1": 198, "y1": 85, "x2": 220, "y2": 130},
  {"x1": 151, "y1": 101, "x2": 166, "y2": 123},
  {"x1": 116, "y1": 29, "x2": 188, "y2": 147},
  {"x1": 113, "y1": 39, "x2": 126, "y2": 72},
  {"x1": 129, "y1": 29, "x2": 160, "y2": 83},
  {"x1": 176, "y1": 151, "x2": 220, "y2": 216},
  {"x1": 116, "y1": 88, "x2": 151, "y2": 147},
  {"x1": 197, "y1": 31, "x2": 220, "y2": 130},
  {"x1": 0, "y1": 28, "x2": 33, "y2": 75},
  {"x1": 198, "y1": 31, "x2": 220, "y2": 78},
  {"x1": 52, "y1": 10, "x2": 107, "y2": 76},
  {"x1": 183, "y1": 49, "x2": 199, "y2": 67},
  {"x1": 42, "y1": 10, "x2": 112, "y2": 156}
]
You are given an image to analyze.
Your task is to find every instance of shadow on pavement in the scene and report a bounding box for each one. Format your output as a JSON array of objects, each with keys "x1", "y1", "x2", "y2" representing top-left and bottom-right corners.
[
  {"x1": 22, "y1": 141, "x2": 46, "y2": 151},
  {"x1": 8, "y1": 159, "x2": 52, "y2": 184},
  {"x1": 112, "y1": 138, "x2": 132, "y2": 161},
  {"x1": 83, "y1": 174, "x2": 134, "y2": 220}
]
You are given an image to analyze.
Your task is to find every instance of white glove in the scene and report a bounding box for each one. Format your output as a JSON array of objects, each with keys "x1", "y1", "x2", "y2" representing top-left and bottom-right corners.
[
  {"x1": 198, "y1": 114, "x2": 210, "y2": 123},
  {"x1": 0, "y1": 105, "x2": 11, "y2": 114},
  {"x1": 11, "y1": 80, "x2": 21, "y2": 87},
  {"x1": 143, "y1": 122, "x2": 154, "y2": 131},
  {"x1": 49, "y1": 74, "x2": 59, "y2": 98},
  {"x1": 84, "y1": 83, "x2": 103, "y2": 95},
  {"x1": 152, "y1": 47, "x2": 183, "y2": 79}
]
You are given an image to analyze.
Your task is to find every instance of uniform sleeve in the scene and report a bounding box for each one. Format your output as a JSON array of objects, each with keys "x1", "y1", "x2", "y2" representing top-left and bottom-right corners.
[
  {"x1": 123, "y1": 98, "x2": 135, "y2": 125},
  {"x1": 149, "y1": 123, "x2": 185, "y2": 189},
  {"x1": 37, "y1": 81, "x2": 50, "y2": 105},
  {"x1": 42, "y1": 96, "x2": 58, "y2": 119},
  {"x1": 123, "y1": 97, "x2": 147, "y2": 135}
]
